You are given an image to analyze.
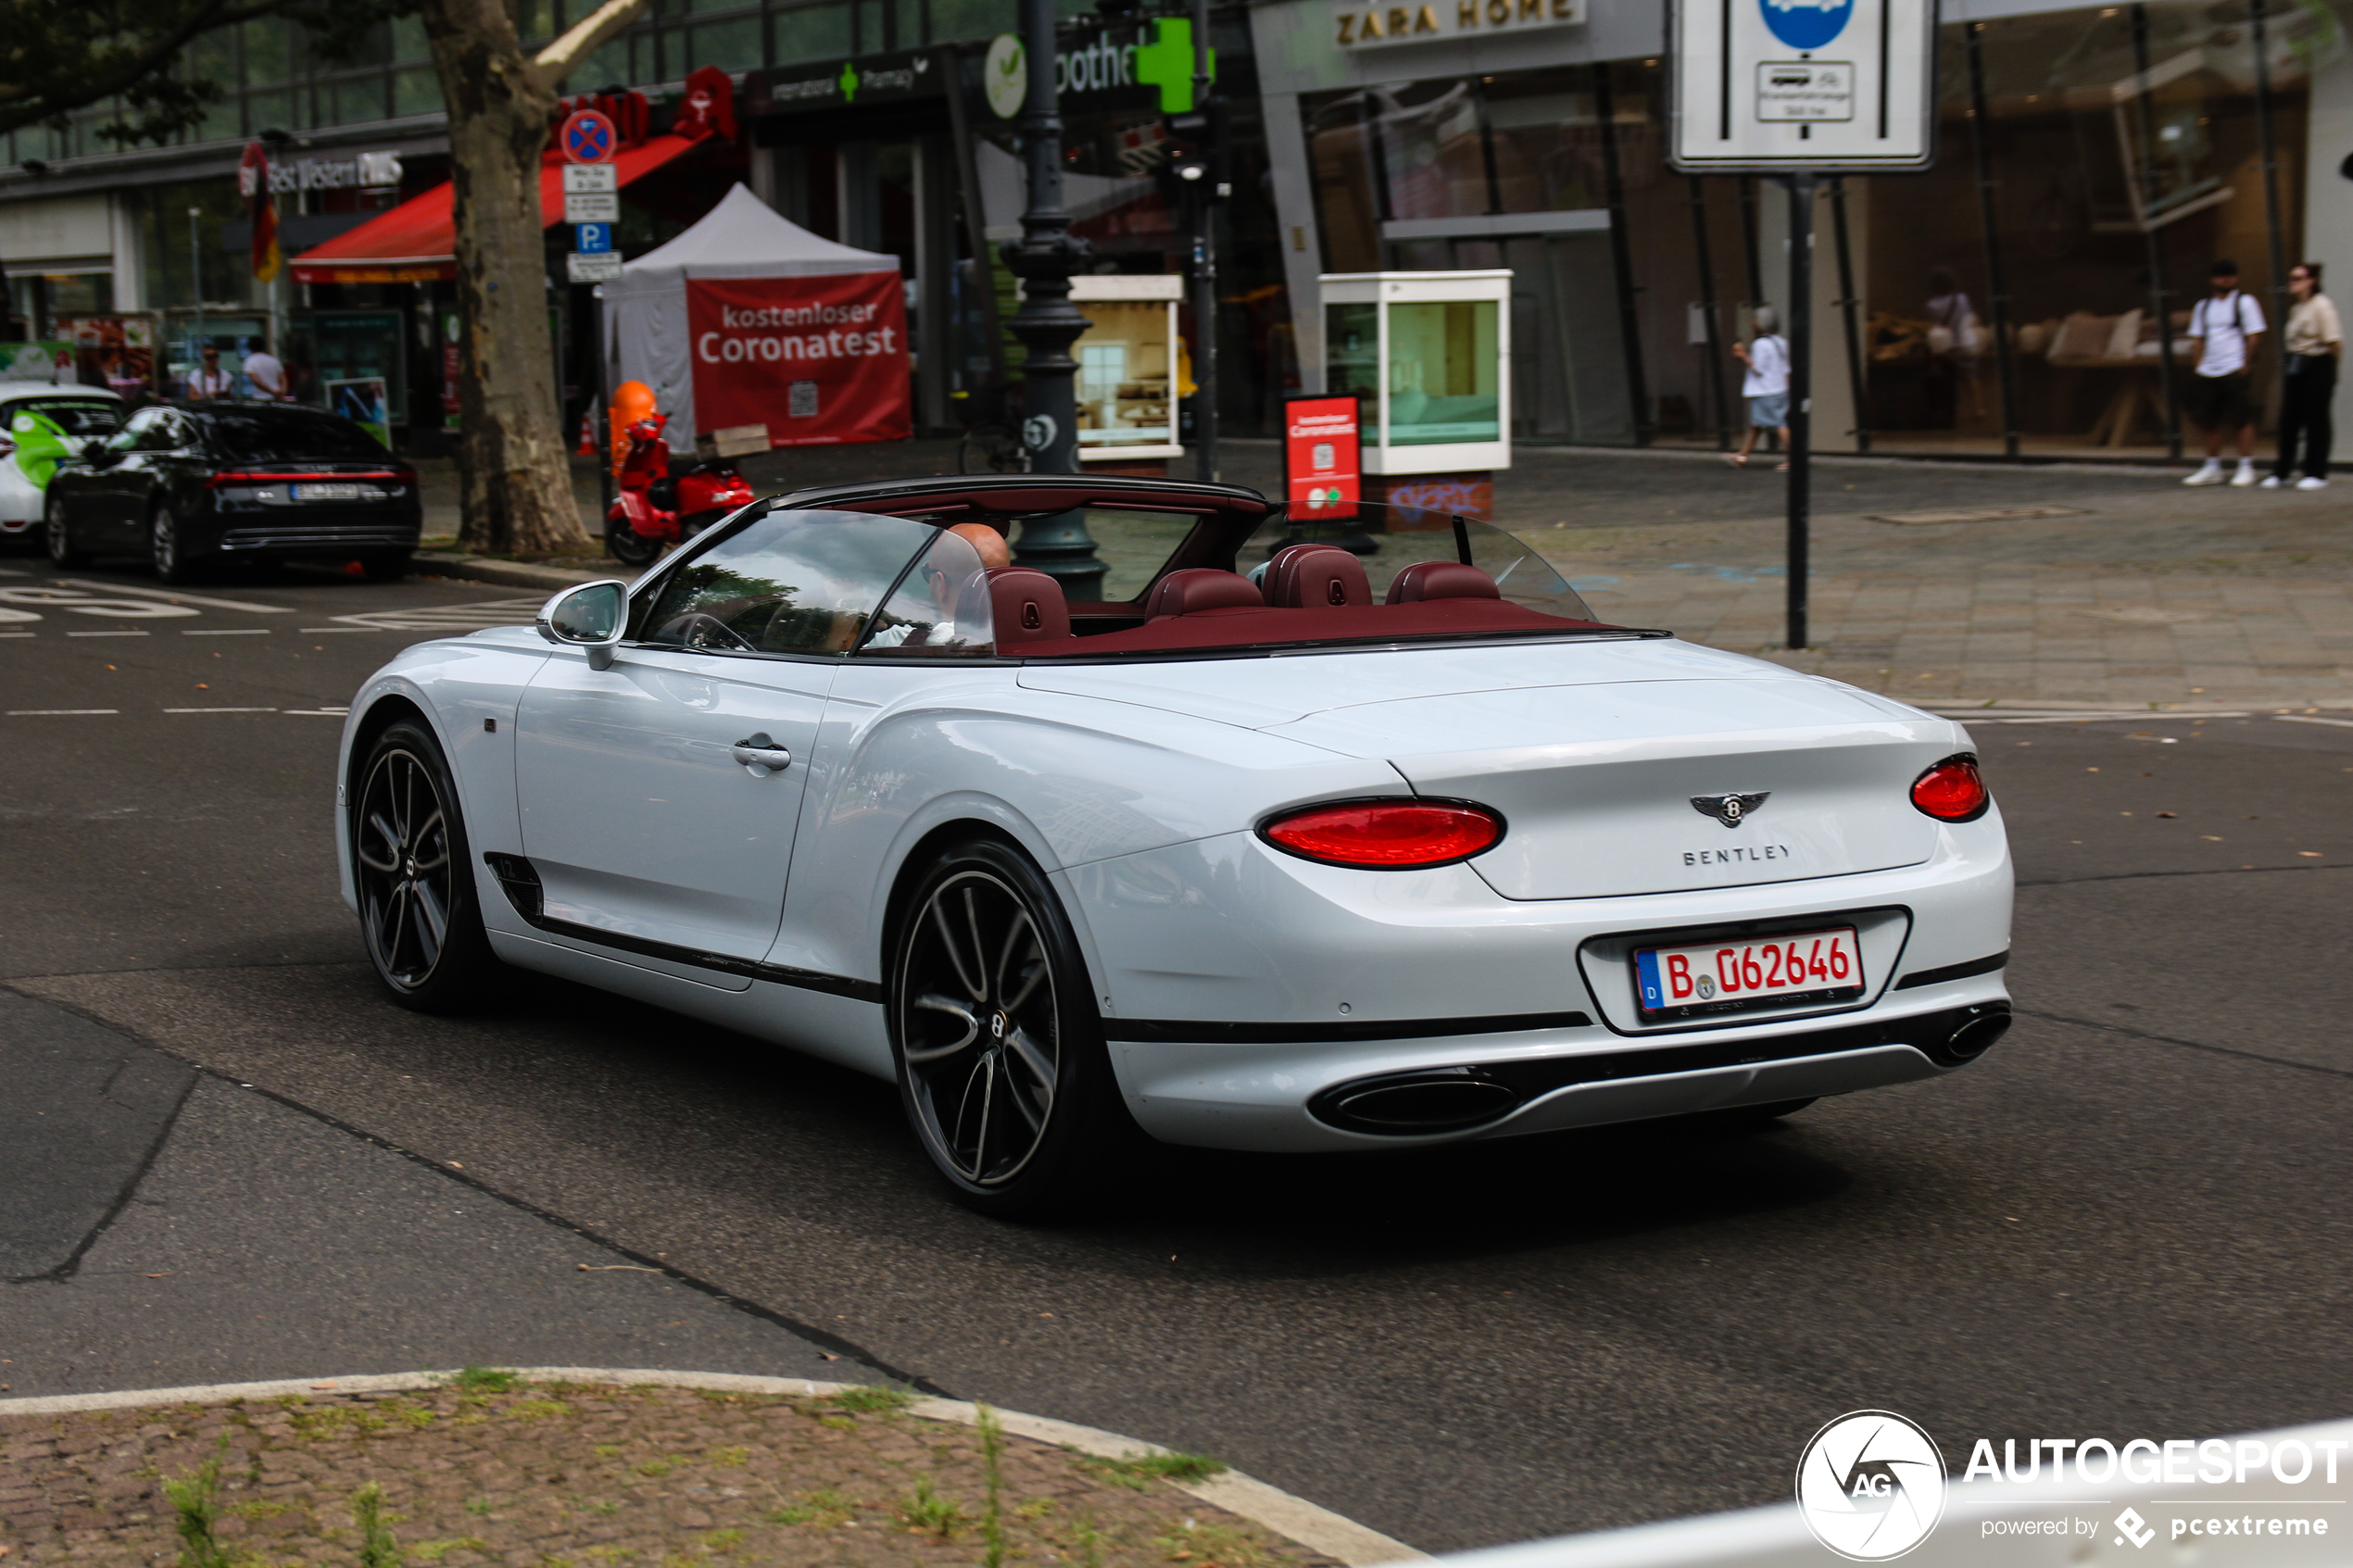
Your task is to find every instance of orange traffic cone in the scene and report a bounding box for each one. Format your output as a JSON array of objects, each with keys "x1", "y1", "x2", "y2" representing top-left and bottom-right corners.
[{"x1": 576, "y1": 410, "x2": 597, "y2": 455}]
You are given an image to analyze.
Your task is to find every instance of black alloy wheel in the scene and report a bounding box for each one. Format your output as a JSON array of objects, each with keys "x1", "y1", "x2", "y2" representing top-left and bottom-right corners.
[
  {"x1": 151, "y1": 500, "x2": 196, "y2": 584},
  {"x1": 353, "y1": 721, "x2": 499, "y2": 1011},
  {"x1": 44, "y1": 495, "x2": 87, "y2": 568},
  {"x1": 889, "y1": 838, "x2": 1137, "y2": 1216}
]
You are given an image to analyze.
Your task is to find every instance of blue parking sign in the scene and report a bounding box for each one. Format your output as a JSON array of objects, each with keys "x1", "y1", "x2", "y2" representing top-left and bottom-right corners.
[{"x1": 575, "y1": 222, "x2": 613, "y2": 255}]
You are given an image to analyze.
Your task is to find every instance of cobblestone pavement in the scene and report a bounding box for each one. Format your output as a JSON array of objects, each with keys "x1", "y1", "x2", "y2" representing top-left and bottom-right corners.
[
  {"x1": 419, "y1": 441, "x2": 2351, "y2": 709},
  {"x1": 0, "y1": 1380, "x2": 1331, "y2": 1568}
]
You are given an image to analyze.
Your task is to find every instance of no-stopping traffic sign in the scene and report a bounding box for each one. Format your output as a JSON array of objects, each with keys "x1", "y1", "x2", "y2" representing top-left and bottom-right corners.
[{"x1": 560, "y1": 107, "x2": 618, "y2": 164}]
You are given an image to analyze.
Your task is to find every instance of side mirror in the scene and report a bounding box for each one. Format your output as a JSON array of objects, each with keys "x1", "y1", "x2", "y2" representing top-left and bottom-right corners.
[
  {"x1": 536, "y1": 580, "x2": 628, "y2": 671},
  {"x1": 82, "y1": 441, "x2": 115, "y2": 466}
]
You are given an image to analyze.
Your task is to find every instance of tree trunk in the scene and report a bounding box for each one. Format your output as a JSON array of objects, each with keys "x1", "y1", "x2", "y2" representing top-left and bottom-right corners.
[{"x1": 422, "y1": 0, "x2": 583, "y2": 555}]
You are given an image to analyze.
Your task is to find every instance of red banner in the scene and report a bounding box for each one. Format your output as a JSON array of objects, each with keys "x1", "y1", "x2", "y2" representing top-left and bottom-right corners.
[
  {"x1": 686, "y1": 274, "x2": 910, "y2": 447},
  {"x1": 1285, "y1": 395, "x2": 1360, "y2": 520}
]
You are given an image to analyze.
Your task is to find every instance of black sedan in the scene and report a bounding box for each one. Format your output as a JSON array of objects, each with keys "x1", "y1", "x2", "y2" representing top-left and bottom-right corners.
[{"x1": 45, "y1": 401, "x2": 422, "y2": 583}]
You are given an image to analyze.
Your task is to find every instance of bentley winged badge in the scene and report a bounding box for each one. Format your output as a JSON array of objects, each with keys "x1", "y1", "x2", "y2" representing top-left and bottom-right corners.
[{"x1": 1691, "y1": 791, "x2": 1770, "y2": 828}]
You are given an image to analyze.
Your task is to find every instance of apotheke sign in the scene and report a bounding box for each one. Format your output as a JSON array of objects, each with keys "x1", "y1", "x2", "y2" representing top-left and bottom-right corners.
[{"x1": 1336, "y1": 0, "x2": 1585, "y2": 51}]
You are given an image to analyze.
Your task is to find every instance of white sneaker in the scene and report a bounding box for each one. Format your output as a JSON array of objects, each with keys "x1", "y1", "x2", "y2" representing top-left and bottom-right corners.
[
  {"x1": 2297, "y1": 476, "x2": 2330, "y2": 490},
  {"x1": 2260, "y1": 474, "x2": 2284, "y2": 488},
  {"x1": 2183, "y1": 462, "x2": 2225, "y2": 485},
  {"x1": 2231, "y1": 462, "x2": 2259, "y2": 486}
]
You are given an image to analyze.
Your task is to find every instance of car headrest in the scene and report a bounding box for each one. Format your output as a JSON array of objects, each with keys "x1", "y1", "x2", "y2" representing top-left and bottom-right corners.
[
  {"x1": 1144, "y1": 569, "x2": 1265, "y2": 619},
  {"x1": 983, "y1": 567, "x2": 1070, "y2": 646},
  {"x1": 1386, "y1": 560, "x2": 1503, "y2": 605},
  {"x1": 1266, "y1": 544, "x2": 1372, "y2": 609}
]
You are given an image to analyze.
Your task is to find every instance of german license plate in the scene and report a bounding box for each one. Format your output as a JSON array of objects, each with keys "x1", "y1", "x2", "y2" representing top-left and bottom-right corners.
[
  {"x1": 1632, "y1": 926, "x2": 1864, "y2": 1022},
  {"x1": 291, "y1": 483, "x2": 369, "y2": 501}
]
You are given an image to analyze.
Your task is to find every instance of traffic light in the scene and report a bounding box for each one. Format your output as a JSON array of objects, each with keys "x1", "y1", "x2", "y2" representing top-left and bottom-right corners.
[{"x1": 1156, "y1": 100, "x2": 1227, "y2": 200}]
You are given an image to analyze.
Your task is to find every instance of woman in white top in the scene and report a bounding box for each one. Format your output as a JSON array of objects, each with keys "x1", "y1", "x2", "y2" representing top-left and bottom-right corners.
[
  {"x1": 2268, "y1": 260, "x2": 2341, "y2": 490},
  {"x1": 1726, "y1": 304, "x2": 1791, "y2": 470}
]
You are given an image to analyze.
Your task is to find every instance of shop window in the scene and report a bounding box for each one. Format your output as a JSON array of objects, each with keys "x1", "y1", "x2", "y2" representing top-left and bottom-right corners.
[
  {"x1": 247, "y1": 90, "x2": 292, "y2": 133},
  {"x1": 772, "y1": 3, "x2": 852, "y2": 67},
  {"x1": 1303, "y1": 94, "x2": 1382, "y2": 271},
  {"x1": 395, "y1": 68, "x2": 439, "y2": 118},
  {"x1": 333, "y1": 73, "x2": 388, "y2": 127},
  {"x1": 245, "y1": 19, "x2": 292, "y2": 85},
  {"x1": 693, "y1": 15, "x2": 761, "y2": 69},
  {"x1": 926, "y1": 0, "x2": 1011, "y2": 44},
  {"x1": 391, "y1": 16, "x2": 429, "y2": 61},
  {"x1": 1482, "y1": 69, "x2": 1605, "y2": 215},
  {"x1": 1374, "y1": 81, "x2": 1490, "y2": 221}
]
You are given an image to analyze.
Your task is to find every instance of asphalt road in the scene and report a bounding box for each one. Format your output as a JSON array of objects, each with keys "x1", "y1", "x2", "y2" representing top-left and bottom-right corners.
[{"x1": 5, "y1": 546, "x2": 2351, "y2": 1553}]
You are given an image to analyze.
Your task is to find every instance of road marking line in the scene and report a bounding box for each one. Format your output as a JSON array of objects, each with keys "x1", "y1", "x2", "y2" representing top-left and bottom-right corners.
[
  {"x1": 182, "y1": 628, "x2": 271, "y2": 636},
  {"x1": 281, "y1": 709, "x2": 350, "y2": 717},
  {"x1": 6, "y1": 709, "x2": 120, "y2": 716},
  {"x1": 50, "y1": 579, "x2": 292, "y2": 613},
  {"x1": 0, "y1": 633, "x2": 32, "y2": 639},
  {"x1": 298, "y1": 627, "x2": 379, "y2": 633},
  {"x1": 66, "y1": 630, "x2": 150, "y2": 637},
  {"x1": 2274, "y1": 714, "x2": 2353, "y2": 729},
  {"x1": 165, "y1": 707, "x2": 279, "y2": 713}
]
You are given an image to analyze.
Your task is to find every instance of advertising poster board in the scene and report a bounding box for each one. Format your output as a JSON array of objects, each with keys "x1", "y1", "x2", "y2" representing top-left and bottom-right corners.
[
  {"x1": 2, "y1": 343, "x2": 75, "y2": 383},
  {"x1": 1285, "y1": 395, "x2": 1361, "y2": 520},
  {"x1": 328, "y1": 377, "x2": 394, "y2": 448},
  {"x1": 55, "y1": 316, "x2": 157, "y2": 396},
  {"x1": 684, "y1": 273, "x2": 910, "y2": 446}
]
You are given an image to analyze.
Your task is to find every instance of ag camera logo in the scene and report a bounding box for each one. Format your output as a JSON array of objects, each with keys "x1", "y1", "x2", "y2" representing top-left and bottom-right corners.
[{"x1": 1796, "y1": 1411, "x2": 1948, "y2": 1561}]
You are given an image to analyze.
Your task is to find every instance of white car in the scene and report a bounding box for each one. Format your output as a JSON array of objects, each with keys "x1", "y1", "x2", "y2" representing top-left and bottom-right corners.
[
  {"x1": 0, "y1": 384, "x2": 123, "y2": 537},
  {"x1": 336, "y1": 475, "x2": 2013, "y2": 1214}
]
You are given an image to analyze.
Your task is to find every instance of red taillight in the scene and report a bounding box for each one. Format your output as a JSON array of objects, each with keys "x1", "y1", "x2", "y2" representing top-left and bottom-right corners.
[
  {"x1": 1259, "y1": 799, "x2": 1504, "y2": 869},
  {"x1": 1911, "y1": 755, "x2": 1991, "y2": 822},
  {"x1": 207, "y1": 470, "x2": 408, "y2": 487}
]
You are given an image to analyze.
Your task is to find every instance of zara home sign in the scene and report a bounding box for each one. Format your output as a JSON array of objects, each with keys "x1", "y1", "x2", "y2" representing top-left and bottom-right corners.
[{"x1": 1336, "y1": 0, "x2": 1584, "y2": 50}]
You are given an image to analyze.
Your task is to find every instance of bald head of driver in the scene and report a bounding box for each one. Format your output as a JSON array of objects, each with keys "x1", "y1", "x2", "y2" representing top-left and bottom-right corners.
[{"x1": 943, "y1": 522, "x2": 1012, "y2": 571}]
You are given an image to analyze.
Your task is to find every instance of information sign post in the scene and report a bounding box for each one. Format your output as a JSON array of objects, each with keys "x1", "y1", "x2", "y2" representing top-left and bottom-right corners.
[{"x1": 1670, "y1": 0, "x2": 1937, "y2": 650}]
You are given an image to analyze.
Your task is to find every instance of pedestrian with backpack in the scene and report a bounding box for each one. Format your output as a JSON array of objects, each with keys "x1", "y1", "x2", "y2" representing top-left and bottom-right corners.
[
  {"x1": 2264, "y1": 260, "x2": 2340, "y2": 490},
  {"x1": 1726, "y1": 305, "x2": 1791, "y2": 470},
  {"x1": 2182, "y1": 258, "x2": 2267, "y2": 486}
]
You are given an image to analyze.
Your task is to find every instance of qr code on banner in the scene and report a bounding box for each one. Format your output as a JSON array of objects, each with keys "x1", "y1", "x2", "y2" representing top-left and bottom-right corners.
[{"x1": 788, "y1": 380, "x2": 819, "y2": 418}]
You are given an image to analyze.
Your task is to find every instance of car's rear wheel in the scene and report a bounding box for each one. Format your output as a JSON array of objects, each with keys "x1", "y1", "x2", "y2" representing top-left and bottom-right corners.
[
  {"x1": 888, "y1": 837, "x2": 1138, "y2": 1217},
  {"x1": 151, "y1": 501, "x2": 198, "y2": 583},
  {"x1": 354, "y1": 720, "x2": 500, "y2": 1012},
  {"x1": 45, "y1": 495, "x2": 87, "y2": 568}
]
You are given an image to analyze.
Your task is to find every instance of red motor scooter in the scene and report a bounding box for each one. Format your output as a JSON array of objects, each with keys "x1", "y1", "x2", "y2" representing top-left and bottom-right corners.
[{"x1": 605, "y1": 410, "x2": 758, "y2": 568}]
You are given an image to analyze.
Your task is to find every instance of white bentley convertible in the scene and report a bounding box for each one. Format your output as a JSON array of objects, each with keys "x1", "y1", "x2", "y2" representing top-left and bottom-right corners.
[{"x1": 337, "y1": 475, "x2": 2012, "y2": 1214}]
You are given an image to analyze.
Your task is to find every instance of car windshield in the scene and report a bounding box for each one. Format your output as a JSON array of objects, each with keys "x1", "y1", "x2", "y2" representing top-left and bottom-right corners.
[
  {"x1": 638, "y1": 508, "x2": 943, "y2": 656},
  {"x1": 1239, "y1": 506, "x2": 1595, "y2": 621},
  {"x1": 6, "y1": 398, "x2": 122, "y2": 439},
  {"x1": 203, "y1": 408, "x2": 390, "y2": 463}
]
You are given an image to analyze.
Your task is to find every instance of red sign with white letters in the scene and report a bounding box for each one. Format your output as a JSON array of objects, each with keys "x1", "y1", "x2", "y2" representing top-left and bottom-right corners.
[
  {"x1": 1285, "y1": 395, "x2": 1360, "y2": 521},
  {"x1": 686, "y1": 274, "x2": 911, "y2": 446}
]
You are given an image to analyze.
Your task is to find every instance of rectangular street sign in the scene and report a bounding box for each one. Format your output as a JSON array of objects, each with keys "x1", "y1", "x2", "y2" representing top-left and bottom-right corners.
[
  {"x1": 562, "y1": 163, "x2": 619, "y2": 194},
  {"x1": 567, "y1": 251, "x2": 623, "y2": 283},
  {"x1": 575, "y1": 221, "x2": 613, "y2": 255},
  {"x1": 564, "y1": 191, "x2": 620, "y2": 225},
  {"x1": 1669, "y1": 0, "x2": 1936, "y2": 170}
]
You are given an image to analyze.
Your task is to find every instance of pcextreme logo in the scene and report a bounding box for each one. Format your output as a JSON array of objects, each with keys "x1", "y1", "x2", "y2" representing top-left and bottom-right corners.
[{"x1": 1796, "y1": 1411, "x2": 1947, "y2": 1561}]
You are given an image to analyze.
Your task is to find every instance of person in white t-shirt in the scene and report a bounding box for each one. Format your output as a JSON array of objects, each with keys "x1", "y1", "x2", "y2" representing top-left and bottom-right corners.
[
  {"x1": 186, "y1": 345, "x2": 234, "y2": 399},
  {"x1": 1727, "y1": 305, "x2": 1792, "y2": 470},
  {"x1": 241, "y1": 348, "x2": 289, "y2": 401},
  {"x1": 2181, "y1": 258, "x2": 2267, "y2": 486}
]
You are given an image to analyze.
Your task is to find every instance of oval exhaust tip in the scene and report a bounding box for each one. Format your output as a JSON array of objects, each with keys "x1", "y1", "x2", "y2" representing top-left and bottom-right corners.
[
  {"x1": 1314, "y1": 1070, "x2": 1521, "y2": 1134},
  {"x1": 1945, "y1": 1012, "x2": 2012, "y2": 1062}
]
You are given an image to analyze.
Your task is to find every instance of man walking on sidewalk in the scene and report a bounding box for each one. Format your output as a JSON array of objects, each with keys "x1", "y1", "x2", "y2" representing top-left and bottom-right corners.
[
  {"x1": 1726, "y1": 305, "x2": 1791, "y2": 470},
  {"x1": 2183, "y1": 259, "x2": 2267, "y2": 487},
  {"x1": 2264, "y1": 260, "x2": 2340, "y2": 491}
]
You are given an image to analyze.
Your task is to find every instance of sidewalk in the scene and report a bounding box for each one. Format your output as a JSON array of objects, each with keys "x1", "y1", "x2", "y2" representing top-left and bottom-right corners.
[{"x1": 411, "y1": 442, "x2": 2353, "y2": 710}]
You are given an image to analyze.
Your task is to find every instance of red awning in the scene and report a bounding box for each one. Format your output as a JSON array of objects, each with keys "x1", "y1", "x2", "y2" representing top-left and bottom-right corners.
[{"x1": 291, "y1": 133, "x2": 705, "y2": 284}]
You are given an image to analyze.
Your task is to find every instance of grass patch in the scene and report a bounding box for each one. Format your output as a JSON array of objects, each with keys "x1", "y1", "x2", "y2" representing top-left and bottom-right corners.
[
  {"x1": 162, "y1": 1438, "x2": 233, "y2": 1568},
  {"x1": 441, "y1": 1366, "x2": 522, "y2": 1394},
  {"x1": 699, "y1": 1529, "x2": 744, "y2": 1550},
  {"x1": 592, "y1": 1445, "x2": 624, "y2": 1460},
  {"x1": 1072, "y1": 1449, "x2": 1229, "y2": 1489},
  {"x1": 1155, "y1": 1519, "x2": 1270, "y2": 1567},
  {"x1": 355, "y1": 1482, "x2": 399, "y2": 1568},
  {"x1": 828, "y1": 1383, "x2": 916, "y2": 1415},
  {"x1": 632, "y1": 1458, "x2": 675, "y2": 1478},
  {"x1": 409, "y1": 1537, "x2": 493, "y2": 1562},
  {"x1": 225, "y1": 1500, "x2": 289, "y2": 1522},
  {"x1": 897, "y1": 1474, "x2": 963, "y2": 1537},
  {"x1": 510, "y1": 1399, "x2": 571, "y2": 1422},
  {"x1": 707, "y1": 1446, "x2": 749, "y2": 1468},
  {"x1": 768, "y1": 1489, "x2": 857, "y2": 1527}
]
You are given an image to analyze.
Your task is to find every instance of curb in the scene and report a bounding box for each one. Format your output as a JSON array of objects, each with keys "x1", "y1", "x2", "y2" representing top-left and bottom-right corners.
[
  {"x1": 410, "y1": 551, "x2": 610, "y2": 593},
  {"x1": 0, "y1": 1368, "x2": 1427, "y2": 1567}
]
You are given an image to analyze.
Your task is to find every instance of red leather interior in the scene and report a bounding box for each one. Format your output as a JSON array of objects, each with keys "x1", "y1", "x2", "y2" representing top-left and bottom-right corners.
[
  {"x1": 1386, "y1": 560, "x2": 1502, "y2": 604},
  {"x1": 982, "y1": 567, "x2": 1073, "y2": 649},
  {"x1": 1026, "y1": 596, "x2": 1594, "y2": 656},
  {"x1": 1145, "y1": 569, "x2": 1266, "y2": 620},
  {"x1": 1265, "y1": 545, "x2": 1372, "y2": 609}
]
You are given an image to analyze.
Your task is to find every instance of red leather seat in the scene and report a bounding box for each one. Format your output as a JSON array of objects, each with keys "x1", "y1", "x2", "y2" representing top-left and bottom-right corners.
[
  {"x1": 1144, "y1": 569, "x2": 1265, "y2": 620},
  {"x1": 1386, "y1": 560, "x2": 1501, "y2": 605},
  {"x1": 980, "y1": 567, "x2": 1071, "y2": 648},
  {"x1": 1265, "y1": 544, "x2": 1372, "y2": 609}
]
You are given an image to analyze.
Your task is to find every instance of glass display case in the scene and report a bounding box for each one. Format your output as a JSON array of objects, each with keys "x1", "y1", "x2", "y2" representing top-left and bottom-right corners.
[
  {"x1": 286, "y1": 310, "x2": 409, "y2": 425},
  {"x1": 1319, "y1": 271, "x2": 1511, "y2": 474},
  {"x1": 1069, "y1": 274, "x2": 1182, "y2": 463}
]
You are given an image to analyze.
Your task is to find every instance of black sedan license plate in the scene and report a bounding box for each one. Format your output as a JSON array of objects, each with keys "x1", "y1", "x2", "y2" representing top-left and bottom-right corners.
[
  {"x1": 1633, "y1": 925, "x2": 1864, "y2": 1021},
  {"x1": 292, "y1": 483, "x2": 370, "y2": 501}
]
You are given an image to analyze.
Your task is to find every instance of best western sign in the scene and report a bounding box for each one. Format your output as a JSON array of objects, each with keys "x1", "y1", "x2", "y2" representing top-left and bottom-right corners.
[{"x1": 1335, "y1": 0, "x2": 1584, "y2": 48}]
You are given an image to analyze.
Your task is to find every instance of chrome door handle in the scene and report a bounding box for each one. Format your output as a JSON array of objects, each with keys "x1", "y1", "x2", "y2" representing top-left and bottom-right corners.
[{"x1": 730, "y1": 733, "x2": 792, "y2": 775}]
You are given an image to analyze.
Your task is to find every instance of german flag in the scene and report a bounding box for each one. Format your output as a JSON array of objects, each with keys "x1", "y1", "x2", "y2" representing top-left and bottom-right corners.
[{"x1": 241, "y1": 142, "x2": 283, "y2": 283}]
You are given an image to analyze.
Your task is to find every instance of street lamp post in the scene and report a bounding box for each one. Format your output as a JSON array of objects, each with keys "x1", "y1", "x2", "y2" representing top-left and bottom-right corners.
[{"x1": 1001, "y1": 0, "x2": 1105, "y2": 599}]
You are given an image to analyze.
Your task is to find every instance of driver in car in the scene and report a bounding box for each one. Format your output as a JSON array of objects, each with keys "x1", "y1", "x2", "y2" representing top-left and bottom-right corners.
[{"x1": 864, "y1": 523, "x2": 1011, "y2": 650}]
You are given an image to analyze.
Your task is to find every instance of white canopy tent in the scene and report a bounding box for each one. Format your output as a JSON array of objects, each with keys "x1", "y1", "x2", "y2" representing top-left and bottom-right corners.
[{"x1": 605, "y1": 183, "x2": 902, "y2": 449}]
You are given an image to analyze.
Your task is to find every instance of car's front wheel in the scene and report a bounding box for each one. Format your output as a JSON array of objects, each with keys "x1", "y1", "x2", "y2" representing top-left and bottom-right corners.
[
  {"x1": 888, "y1": 837, "x2": 1139, "y2": 1217},
  {"x1": 353, "y1": 719, "x2": 500, "y2": 1012},
  {"x1": 151, "y1": 501, "x2": 197, "y2": 583},
  {"x1": 45, "y1": 495, "x2": 87, "y2": 568}
]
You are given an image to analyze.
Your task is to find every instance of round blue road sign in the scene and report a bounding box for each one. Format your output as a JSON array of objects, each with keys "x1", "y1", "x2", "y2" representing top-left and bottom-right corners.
[
  {"x1": 1759, "y1": 0, "x2": 1854, "y2": 51},
  {"x1": 561, "y1": 108, "x2": 617, "y2": 164}
]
